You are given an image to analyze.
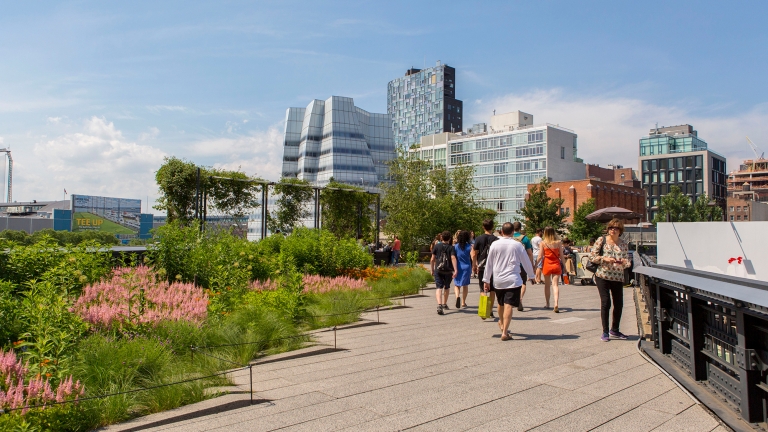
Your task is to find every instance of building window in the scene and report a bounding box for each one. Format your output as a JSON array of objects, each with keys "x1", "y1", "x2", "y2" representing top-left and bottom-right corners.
[
  {"x1": 730, "y1": 215, "x2": 734, "y2": 221},
  {"x1": 561, "y1": 146, "x2": 565, "y2": 159},
  {"x1": 730, "y1": 206, "x2": 734, "y2": 211},
  {"x1": 736, "y1": 206, "x2": 741, "y2": 212},
  {"x1": 737, "y1": 215, "x2": 741, "y2": 221}
]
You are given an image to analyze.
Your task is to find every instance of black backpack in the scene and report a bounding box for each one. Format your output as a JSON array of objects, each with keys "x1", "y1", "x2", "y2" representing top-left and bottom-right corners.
[
  {"x1": 436, "y1": 244, "x2": 451, "y2": 273},
  {"x1": 476, "y1": 237, "x2": 494, "y2": 268}
]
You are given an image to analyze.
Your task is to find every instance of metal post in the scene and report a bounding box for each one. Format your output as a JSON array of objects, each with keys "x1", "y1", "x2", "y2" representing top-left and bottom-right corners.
[
  {"x1": 261, "y1": 185, "x2": 267, "y2": 240},
  {"x1": 735, "y1": 306, "x2": 762, "y2": 422},
  {"x1": 249, "y1": 364, "x2": 253, "y2": 405},
  {"x1": 686, "y1": 293, "x2": 706, "y2": 380},
  {"x1": 264, "y1": 185, "x2": 269, "y2": 238},
  {"x1": 202, "y1": 186, "x2": 207, "y2": 232},
  {"x1": 656, "y1": 283, "x2": 671, "y2": 354},
  {"x1": 314, "y1": 188, "x2": 320, "y2": 229},
  {"x1": 333, "y1": 326, "x2": 337, "y2": 350},
  {"x1": 375, "y1": 193, "x2": 380, "y2": 247},
  {"x1": 195, "y1": 167, "x2": 200, "y2": 220},
  {"x1": 376, "y1": 305, "x2": 379, "y2": 323}
]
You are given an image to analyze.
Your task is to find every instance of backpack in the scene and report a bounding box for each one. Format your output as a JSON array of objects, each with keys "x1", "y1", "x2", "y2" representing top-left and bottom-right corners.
[
  {"x1": 476, "y1": 237, "x2": 494, "y2": 269},
  {"x1": 436, "y1": 244, "x2": 451, "y2": 273}
]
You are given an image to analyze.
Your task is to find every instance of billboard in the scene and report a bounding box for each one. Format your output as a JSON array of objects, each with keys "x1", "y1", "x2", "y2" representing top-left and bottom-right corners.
[{"x1": 71, "y1": 194, "x2": 143, "y2": 240}]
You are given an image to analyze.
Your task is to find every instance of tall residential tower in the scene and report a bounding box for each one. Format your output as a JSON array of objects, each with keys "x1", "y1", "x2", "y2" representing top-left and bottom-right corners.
[{"x1": 387, "y1": 61, "x2": 463, "y2": 149}]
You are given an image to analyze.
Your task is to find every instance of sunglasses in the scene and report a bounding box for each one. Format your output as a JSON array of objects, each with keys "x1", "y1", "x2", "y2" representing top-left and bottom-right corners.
[{"x1": 608, "y1": 227, "x2": 620, "y2": 231}]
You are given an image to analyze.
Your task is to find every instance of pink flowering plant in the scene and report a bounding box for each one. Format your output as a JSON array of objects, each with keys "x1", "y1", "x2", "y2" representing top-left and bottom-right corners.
[
  {"x1": 0, "y1": 348, "x2": 84, "y2": 415},
  {"x1": 72, "y1": 266, "x2": 208, "y2": 330}
]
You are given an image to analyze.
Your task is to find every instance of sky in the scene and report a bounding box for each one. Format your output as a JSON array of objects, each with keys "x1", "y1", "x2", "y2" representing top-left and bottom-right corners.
[{"x1": 1, "y1": 1, "x2": 768, "y2": 212}]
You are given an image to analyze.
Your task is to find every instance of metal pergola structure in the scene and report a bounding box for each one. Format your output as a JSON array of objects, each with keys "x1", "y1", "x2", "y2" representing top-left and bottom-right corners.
[{"x1": 193, "y1": 168, "x2": 381, "y2": 242}]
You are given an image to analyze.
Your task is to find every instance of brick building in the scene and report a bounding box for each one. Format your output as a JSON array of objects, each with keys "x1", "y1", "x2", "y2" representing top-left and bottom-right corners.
[
  {"x1": 727, "y1": 196, "x2": 768, "y2": 222},
  {"x1": 585, "y1": 164, "x2": 641, "y2": 188},
  {"x1": 530, "y1": 179, "x2": 646, "y2": 223}
]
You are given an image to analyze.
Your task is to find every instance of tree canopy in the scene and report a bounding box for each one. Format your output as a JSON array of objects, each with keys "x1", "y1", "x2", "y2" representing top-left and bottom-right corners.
[
  {"x1": 381, "y1": 152, "x2": 491, "y2": 251},
  {"x1": 154, "y1": 156, "x2": 262, "y2": 224},
  {"x1": 568, "y1": 198, "x2": 605, "y2": 244},
  {"x1": 653, "y1": 185, "x2": 722, "y2": 223},
  {"x1": 269, "y1": 178, "x2": 315, "y2": 234},
  {"x1": 320, "y1": 178, "x2": 375, "y2": 241},
  {"x1": 516, "y1": 177, "x2": 566, "y2": 234}
]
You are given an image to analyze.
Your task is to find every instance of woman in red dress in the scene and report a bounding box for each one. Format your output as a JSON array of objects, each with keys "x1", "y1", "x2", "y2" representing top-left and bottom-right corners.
[{"x1": 541, "y1": 226, "x2": 564, "y2": 313}]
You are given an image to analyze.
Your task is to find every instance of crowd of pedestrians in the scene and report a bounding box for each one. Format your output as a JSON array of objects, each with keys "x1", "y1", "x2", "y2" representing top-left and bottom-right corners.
[{"x1": 428, "y1": 218, "x2": 632, "y2": 342}]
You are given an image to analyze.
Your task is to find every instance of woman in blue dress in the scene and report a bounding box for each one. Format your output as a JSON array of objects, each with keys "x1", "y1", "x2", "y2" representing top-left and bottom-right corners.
[{"x1": 453, "y1": 230, "x2": 473, "y2": 308}]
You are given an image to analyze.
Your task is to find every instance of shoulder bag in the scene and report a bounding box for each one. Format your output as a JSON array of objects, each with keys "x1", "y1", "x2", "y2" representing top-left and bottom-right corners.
[{"x1": 585, "y1": 236, "x2": 606, "y2": 274}]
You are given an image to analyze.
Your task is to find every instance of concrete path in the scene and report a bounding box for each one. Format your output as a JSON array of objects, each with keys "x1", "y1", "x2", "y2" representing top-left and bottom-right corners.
[{"x1": 109, "y1": 282, "x2": 728, "y2": 432}]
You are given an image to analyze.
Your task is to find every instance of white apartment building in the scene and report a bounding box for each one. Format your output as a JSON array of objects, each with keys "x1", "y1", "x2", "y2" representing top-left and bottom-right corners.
[{"x1": 414, "y1": 111, "x2": 586, "y2": 223}]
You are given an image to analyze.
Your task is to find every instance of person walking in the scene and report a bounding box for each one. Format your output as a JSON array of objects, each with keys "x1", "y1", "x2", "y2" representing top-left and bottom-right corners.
[
  {"x1": 482, "y1": 222, "x2": 535, "y2": 341},
  {"x1": 469, "y1": 231, "x2": 477, "y2": 278},
  {"x1": 531, "y1": 228, "x2": 544, "y2": 284},
  {"x1": 472, "y1": 220, "x2": 498, "y2": 319},
  {"x1": 589, "y1": 218, "x2": 632, "y2": 341},
  {"x1": 391, "y1": 236, "x2": 401, "y2": 265},
  {"x1": 540, "y1": 226, "x2": 564, "y2": 312},
  {"x1": 453, "y1": 230, "x2": 472, "y2": 308},
  {"x1": 511, "y1": 222, "x2": 534, "y2": 312},
  {"x1": 431, "y1": 231, "x2": 457, "y2": 315}
]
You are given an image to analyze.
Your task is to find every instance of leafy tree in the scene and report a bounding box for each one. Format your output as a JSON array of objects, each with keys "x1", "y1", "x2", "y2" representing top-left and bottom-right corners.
[
  {"x1": 320, "y1": 178, "x2": 375, "y2": 241},
  {"x1": 692, "y1": 194, "x2": 723, "y2": 222},
  {"x1": 154, "y1": 157, "x2": 261, "y2": 225},
  {"x1": 653, "y1": 185, "x2": 695, "y2": 223},
  {"x1": 154, "y1": 157, "x2": 199, "y2": 223},
  {"x1": 269, "y1": 178, "x2": 314, "y2": 234},
  {"x1": 380, "y1": 153, "x2": 434, "y2": 251},
  {"x1": 517, "y1": 177, "x2": 566, "y2": 234},
  {"x1": 381, "y1": 152, "x2": 491, "y2": 251},
  {"x1": 569, "y1": 198, "x2": 604, "y2": 244}
]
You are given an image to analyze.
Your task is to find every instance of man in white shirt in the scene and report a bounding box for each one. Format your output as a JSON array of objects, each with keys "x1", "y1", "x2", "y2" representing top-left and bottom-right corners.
[
  {"x1": 530, "y1": 228, "x2": 543, "y2": 284},
  {"x1": 483, "y1": 222, "x2": 535, "y2": 341}
]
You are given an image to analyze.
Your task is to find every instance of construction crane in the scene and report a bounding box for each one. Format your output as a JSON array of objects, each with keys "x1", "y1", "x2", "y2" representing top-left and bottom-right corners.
[
  {"x1": 0, "y1": 148, "x2": 11, "y2": 203},
  {"x1": 746, "y1": 137, "x2": 765, "y2": 172}
]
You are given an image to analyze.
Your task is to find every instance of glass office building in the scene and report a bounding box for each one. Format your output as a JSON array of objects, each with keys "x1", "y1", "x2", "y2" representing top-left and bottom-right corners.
[
  {"x1": 282, "y1": 96, "x2": 395, "y2": 190},
  {"x1": 414, "y1": 113, "x2": 586, "y2": 223},
  {"x1": 387, "y1": 61, "x2": 463, "y2": 149},
  {"x1": 638, "y1": 124, "x2": 727, "y2": 220}
]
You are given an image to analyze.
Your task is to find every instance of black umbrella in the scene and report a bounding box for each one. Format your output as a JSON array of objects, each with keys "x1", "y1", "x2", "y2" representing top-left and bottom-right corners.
[{"x1": 585, "y1": 206, "x2": 642, "y2": 222}]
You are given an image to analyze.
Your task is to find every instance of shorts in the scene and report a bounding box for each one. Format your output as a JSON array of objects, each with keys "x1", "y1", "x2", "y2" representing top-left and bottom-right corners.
[
  {"x1": 533, "y1": 254, "x2": 542, "y2": 269},
  {"x1": 477, "y1": 267, "x2": 494, "y2": 291},
  {"x1": 520, "y1": 267, "x2": 527, "y2": 284},
  {"x1": 434, "y1": 272, "x2": 452, "y2": 290},
  {"x1": 493, "y1": 286, "x2": 522, "y2": 307}
]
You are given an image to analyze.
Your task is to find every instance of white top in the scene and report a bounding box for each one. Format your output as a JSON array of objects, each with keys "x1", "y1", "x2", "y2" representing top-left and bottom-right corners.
[
  {"x1": 482, "y1": 237, "x2": 535, "y2": 289},
  {"x1": 531, "y1": 235, "x2": 542, "y2": 256}
]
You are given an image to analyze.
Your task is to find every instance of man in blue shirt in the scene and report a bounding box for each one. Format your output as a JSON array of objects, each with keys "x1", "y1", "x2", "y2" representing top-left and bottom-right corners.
[{"x1": 511, "y1": 222, "x2": 535, "y2": 312}]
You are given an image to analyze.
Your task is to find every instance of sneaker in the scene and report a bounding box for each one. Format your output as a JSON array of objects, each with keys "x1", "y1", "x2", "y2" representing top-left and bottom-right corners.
[
  {"x1": 437, "y1": 305, "x2": 444, "y2": 315},
  {"x1": 456, "y1": 297, "x2": 461, "y2": 308},
  {"x1": 601, "y1": 332, "x2": 610, "y2": 342},
  {"x1": 517, "y1": 300, "x2": 523, "y2": 312},
  {"x1": 442, "y1": 304, "x2": 449, "y2": 310},
  {"x1": 609, "y1": 330, "x2": 628, "y2": 340},
  {"x1": 489, "y1": 311, "x2": 495, "y2": 318}
]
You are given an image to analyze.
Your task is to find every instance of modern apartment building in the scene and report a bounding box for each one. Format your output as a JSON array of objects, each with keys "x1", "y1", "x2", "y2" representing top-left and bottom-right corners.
[
  {"x1": 281, "y1": 96, "x2": 395, "y2": 190},
  {"x1": 387, "y1": 61, "x2": 463, "y2": 149},
  {"x1": 638, "y1": 124, "x2": 727, "y2": 220},
  {"x1": 414, "y1": 112, "x2": 586, "y2": 223}
]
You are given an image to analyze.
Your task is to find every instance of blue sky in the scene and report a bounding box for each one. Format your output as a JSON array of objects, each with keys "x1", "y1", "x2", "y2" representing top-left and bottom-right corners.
[{"x1": 2, "y1": 1, "x2": 767, "y2": 209}]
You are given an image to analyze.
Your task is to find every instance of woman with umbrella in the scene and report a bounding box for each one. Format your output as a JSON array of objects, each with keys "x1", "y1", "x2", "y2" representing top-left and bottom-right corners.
[{"x1": 588, "y1": 217, "x2": 632, "y2": 342}]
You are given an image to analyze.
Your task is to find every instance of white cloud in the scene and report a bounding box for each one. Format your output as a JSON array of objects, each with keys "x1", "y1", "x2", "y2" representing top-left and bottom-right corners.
[
  {"x1": 28, "y1": 117, "x2": 167, "y2": 204},
  {"x1": 146, "y1": 105, "x2": 188, "y2": 113},
  {"x1": 189, "y1": 126, "x2": 284, "y2": 181},
  {"x1": 139, "y1": 127, "x2": 160, "y2": 141},
  {"x1": 472, "y1": 89, "x2": 768, "y2": 173},
  {"x1": 47, "y1": 116, "x2": 63, "y2": 124}
]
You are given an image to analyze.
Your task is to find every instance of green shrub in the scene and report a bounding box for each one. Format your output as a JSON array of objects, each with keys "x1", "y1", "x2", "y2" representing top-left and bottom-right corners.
[
  {"x1": 0, "y1": 281, "x2": 20, "y2": 347},
  {"x1": 278, "y1": 227, "x2": 371, "y2": 276},
  {"x1": 0, "y1": 229, "x2": 120, "y2": 246}
]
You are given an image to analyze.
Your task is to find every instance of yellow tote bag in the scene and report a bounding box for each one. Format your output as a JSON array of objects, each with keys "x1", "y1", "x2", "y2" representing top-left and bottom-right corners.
[{"x1": 478, "y1": 294, "x2": 491, "y2": 320}]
